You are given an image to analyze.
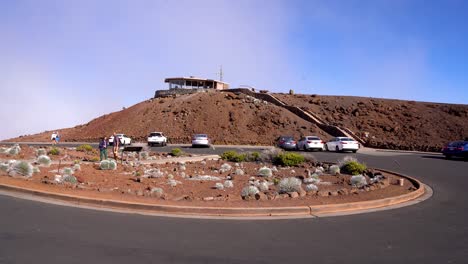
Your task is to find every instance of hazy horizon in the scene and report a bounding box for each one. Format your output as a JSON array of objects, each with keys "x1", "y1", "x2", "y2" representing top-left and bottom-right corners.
[{"x1": 1, "y1": 0, "x2": 467, "y2": 140}]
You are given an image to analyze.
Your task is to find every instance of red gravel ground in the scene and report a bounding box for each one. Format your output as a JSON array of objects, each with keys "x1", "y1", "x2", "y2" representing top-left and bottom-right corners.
[{"x1": 0, "y1": 149, "x2": 416, "y2": 208}]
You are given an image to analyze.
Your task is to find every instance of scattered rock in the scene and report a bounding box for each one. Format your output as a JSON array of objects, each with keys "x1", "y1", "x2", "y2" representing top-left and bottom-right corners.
[
  {"x1": 255, "y1": 192, "x2": 268, "y2": 201},
  {"x1": 318, "y1": 190, "x2": 329, "y2": 197},
  {"x1": 298, "y1": 188, "x2": 307, "y2": 197},
  {"x1": 173, "y1": 195, "x2": 190, "y2": 201},
  {"x1": 203, "y1": 196, "x2": 214, "y2": 201},
  {"x1": 288, "y1": 192, "x2": 299, "y2": 198}
]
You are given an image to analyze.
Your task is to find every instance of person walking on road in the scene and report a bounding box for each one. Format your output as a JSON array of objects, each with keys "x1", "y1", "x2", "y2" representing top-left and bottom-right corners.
[{"x1": 99, "y1": 137, "x2": 108, "y2": 161}]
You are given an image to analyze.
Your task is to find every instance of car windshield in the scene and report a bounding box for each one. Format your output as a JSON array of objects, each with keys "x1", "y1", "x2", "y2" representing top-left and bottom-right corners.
[
  {"x1": 448, "y1": 141, "x2": 462, "y2": 146},
  {"x1": 280, "y1": 137, "x2": 294, "y2": 141},
  {"x1": 194, "y1": 134, "x2": 207, "y2": 138},
  {"x1": 307, "y1": 137, "x2": 320, "y2": 140},
  {"x1": 340, "y1": 138, "x2": 354, "y2": 141},
  {"x1": 150, "y1": 133, "x2": 162, "y2": 137}
]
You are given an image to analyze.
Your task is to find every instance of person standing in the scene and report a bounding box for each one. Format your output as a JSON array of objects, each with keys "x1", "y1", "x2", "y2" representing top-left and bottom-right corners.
[
  {"x1": 99, "y1": 137, "x2": 108, "y2": 161},
  {"x1": 55, "y1": 133, "x2": 61, "y2": 144},
  {"x1": 51, "y1": 132, "x2": 57, "y2": 145},
  {"x1": 112, "y1": 132, "x2": 120, "y2": 159}
]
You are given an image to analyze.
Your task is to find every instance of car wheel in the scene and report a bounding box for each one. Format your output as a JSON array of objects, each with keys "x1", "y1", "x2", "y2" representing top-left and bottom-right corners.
[
  {"x1": 336, "y1": 146, "x2": 340, "y2": 152},
  {"x1": 325, "y1": 144, "x2": 329, "y2": 151},
  {"x1": 445, "y1": 155, "x2": 452, "y2": 160},
  {"x1": 352, "y1": 150, "x2": 357, "y2": 153}
]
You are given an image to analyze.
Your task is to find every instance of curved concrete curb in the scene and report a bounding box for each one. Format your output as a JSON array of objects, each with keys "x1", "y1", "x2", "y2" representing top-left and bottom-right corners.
[{"x1": 0, "y1": 169, "x2": 429, "y2": 219}]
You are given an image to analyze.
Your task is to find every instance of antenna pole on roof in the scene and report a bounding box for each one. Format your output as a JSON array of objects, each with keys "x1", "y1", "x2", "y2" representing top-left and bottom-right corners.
[{"x1": 219, "y1": 65, "x2": 223, "y2": 82}]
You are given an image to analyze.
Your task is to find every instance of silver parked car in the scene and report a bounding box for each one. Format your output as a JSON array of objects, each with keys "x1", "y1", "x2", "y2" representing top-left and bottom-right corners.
[
  {"x1": 276, "y1": 136, "x2": 297, "y2": 150},
  {"x1": 192, "y1": 134, "x2": 210, "y2": 148}
]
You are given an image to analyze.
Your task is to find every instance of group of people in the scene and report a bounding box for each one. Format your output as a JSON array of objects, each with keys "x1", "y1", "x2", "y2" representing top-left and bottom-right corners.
[
  {"x1": 99, "y1": 132, "x2": 121, "y2": 161},
  {"x1": 50, "y1": 132, "x2": 60, "y2": 145}
]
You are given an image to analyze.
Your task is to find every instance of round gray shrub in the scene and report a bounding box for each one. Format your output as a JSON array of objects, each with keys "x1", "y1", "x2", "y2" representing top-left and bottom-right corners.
[
  {"x1": 32, "y1": 166, "x2": 41, "y2": 174},
  {"x1": 9, "y1": 161, "x2": 33, "y2": 178},
  {"x1": 150, "y1": 187, "x2": 164, "y2": 197},
  {"x1": 37, "y1": 155, "x2": 51, "y2": 167},
  {"x1": 139, "y1": 151, "x2": 149, "y2": 160},
  {"x1": 329, "y1": 165, "x2": 340, "y2": 176},
  {"x1": 63, "y1": 175, "x2": 78, "y2": 184},
  {"x1": 224, "y1": 180, "x2": 234, "y2": 188},
  {"x1": 219, "y1": 163, "x2": 232, "y2": 173},
  {"x1": 257, "y1": 167, "x2": 272, "y2": 177},
  {"x1": 0, "y1": 147, "x2": 7, "y2": 154},
  {"x1": 278, "y1": 177, "x2": 302, "y2": 193},
  {"x1": 62, "y1": 167, "x2": 73, "y2": 176},
  {"x1": 241, "y1": 186, "x2": 259, "y2": 198},
  {"x1": 8, "y1": 146, "x2": 21, "y2": 155},
  {"x1": 215, "y1": 182, "x2": 224, "y2": 190},
  {"x1": 0, "y1": 163, "x2": 10, "y2": 172},
  {"x1": 235, "y1": 168, "x2": 245, "y2": 175},
  {"x1": 100, "y1": 159, "x2": 117, "y2": 170},
  {"x1": 167, "y1": 179, "x2": 178, "y2": 187},
  {"x1": 73, "y1": 164, "x2": 81, "y2": 171},
  {"x1": 350, "y1": 175, "x2": 367, "y2": 188},
  {"x1": 305, "y1": 184, "x2": 318, "y2": 192},
  {"x1": 36, "y1": 148, "x2": 47, "y2": 156},
  {"x1": 257, "y1": 181, "x2": 269, "y2": 192},
  {"x1": 303, "y1": 177, "x2": 320, "y2": 184}
]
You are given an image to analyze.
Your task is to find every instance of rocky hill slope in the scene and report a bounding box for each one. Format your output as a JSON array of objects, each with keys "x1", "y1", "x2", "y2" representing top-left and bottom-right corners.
[
  {"x1": 8, "y1": 91, "x2": 330, "y2": 145},
  {"x1": 275, "y1": 93, "x2": 468, "y2": 151},
  {"x1": 6, "y1": 90, "x2": 468, "y2": 151}
]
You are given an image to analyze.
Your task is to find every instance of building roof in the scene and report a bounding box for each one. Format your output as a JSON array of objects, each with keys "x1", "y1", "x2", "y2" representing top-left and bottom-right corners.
[{"x1": 164, "y1": 76, "x2": 229, "y2": 85}]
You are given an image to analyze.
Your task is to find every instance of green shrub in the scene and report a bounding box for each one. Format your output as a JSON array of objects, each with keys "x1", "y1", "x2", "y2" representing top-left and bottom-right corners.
[
  {"x1": 273, "y1": 153, "x2": 305, "y2": 166},
  {"x1": 171, "y1": 148, "x2": 183, "y2": 157},
  {"x1": 247, "y1": 152, "x2": 261, "y2": 162},
  {"x1": 220, "y1": 151, "x2": 246, "y2": 162},
  {"x1": 341, "y1": 161, "x2": 367, "y2": 175},
  {"x1": 48, "y1": 147, "x2": 60, "y2": 156},
  {"x1": 273, "y1": 178, "x2": 280, "y2": 185},
  {"x1": 76, "y1": 144, "x2": 93, "y2": 152}
]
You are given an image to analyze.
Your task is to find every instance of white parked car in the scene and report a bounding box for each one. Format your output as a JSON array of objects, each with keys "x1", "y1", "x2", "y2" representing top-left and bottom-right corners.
[
  {"x1": 192, "y1": 134, "x2": 210, "y2": 148},
  {"x1": 297, "y1": 136, "x2": 325, "y2": 151},
  {"x1": 147, "y1": 132, "x2": 167, "y2": 147},
  {"x1": 109, "y1": 134, "x2": 132, "y2": 146},
  {"x1": 325, "y1": 137, "x2": 359, "y2": 153}
]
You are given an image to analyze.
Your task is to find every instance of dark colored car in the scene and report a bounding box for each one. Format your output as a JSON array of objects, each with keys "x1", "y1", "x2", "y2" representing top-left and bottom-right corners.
[
  {"x1": 276, "y1": 136, "x2": 297, "y2": 150},
  {"x1": 442, "y1": 140, "x2": 468, "y2": 159}
]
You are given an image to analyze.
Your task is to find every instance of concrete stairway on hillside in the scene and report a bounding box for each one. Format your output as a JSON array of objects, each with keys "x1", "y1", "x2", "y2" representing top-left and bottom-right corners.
[{"x1": 228, "y1": 89, "x2": 367, "y2": 146}]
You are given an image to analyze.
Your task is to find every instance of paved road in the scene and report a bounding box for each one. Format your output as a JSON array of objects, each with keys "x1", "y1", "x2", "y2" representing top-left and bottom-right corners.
[{"x1": 1, "y1": 149, "x2": 467, "y2": 263}]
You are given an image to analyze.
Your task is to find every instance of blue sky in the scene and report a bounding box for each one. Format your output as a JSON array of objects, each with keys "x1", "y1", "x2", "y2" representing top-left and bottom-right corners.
[{"x1": 1, "y1": 0, "x2": 467, "y2": 140}]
